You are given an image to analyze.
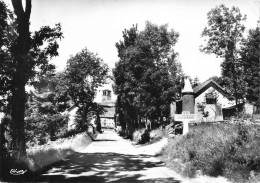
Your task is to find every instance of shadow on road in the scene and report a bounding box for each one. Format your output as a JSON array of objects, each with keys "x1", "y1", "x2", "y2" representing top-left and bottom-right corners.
[
  {"x1": 93, "y1": 139, "x2": 117, "y2": 142},
  {"x1": 38, "y1": 152, "x2": 181, "y2": 183}
]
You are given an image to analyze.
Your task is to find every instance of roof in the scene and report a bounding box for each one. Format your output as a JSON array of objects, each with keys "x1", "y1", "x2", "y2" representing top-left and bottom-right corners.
[{"x1": 193, "y1": 79, "x2": 232, "y2": 99}]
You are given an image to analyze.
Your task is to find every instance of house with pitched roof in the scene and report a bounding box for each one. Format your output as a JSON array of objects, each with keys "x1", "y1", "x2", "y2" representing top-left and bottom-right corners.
[
  {"x1": 171, "y1": 79, "x2": 238, "y2": 122},
  {"x1": 193, "y1": 79, "x2": 235, "y2": 122}
]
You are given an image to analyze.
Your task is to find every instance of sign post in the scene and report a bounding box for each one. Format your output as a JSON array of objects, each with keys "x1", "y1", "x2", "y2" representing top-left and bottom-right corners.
[{"x1": 174, "y1": 111, "x2": 196, "y2": 135}]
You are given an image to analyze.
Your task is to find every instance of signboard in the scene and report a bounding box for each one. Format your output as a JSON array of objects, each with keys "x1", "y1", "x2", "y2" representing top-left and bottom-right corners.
[
  {"x1": 174, "y1": 111, "x2": 196, "y2": 121},
  {"x1": 174, "y1": 111, "x2": 196, "y2": 135}
]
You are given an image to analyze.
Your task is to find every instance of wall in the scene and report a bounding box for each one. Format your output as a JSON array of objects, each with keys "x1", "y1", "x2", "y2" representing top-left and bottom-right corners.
[
  {"x1": 101, "y1": 118, "x2": 115, "y2": 129},
  {"x1": 93, "y1": 79, "x2": 117, "y2": 103},
  {"x1": 195, "y1": 86, "x2": 234, "y2": 122}
]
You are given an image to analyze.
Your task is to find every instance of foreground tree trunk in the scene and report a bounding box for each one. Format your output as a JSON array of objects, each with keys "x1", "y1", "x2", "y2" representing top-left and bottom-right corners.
[{"x1": 11, "y1": 0, "x2": 32, "y2": 158}]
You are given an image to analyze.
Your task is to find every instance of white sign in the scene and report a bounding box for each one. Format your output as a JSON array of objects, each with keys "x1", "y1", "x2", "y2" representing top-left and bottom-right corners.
[
  {"x1": 174, "y1": 111, "x2": 196, "y2": 121},
  {"x1": 174, "y1": 111, "x2": 196, "y2": 135}
]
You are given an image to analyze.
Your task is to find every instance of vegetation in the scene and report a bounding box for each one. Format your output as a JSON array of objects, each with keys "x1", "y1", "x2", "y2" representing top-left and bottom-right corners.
[
  {"x1": 201, "y1": 4, "x2": 247, "y2": 108},
  {"x1": 113, "y1": 21, "x2": 183, "y2": 138},
  {"x1": 0, "y1": 0, "x2": 63, "y2": 158},
  {"x1": 60, "y1": 48, "x2": 109, "y2": 131},
  {"x1": 132, "y1": 128, "x2": 167, "y2": 145},
  {"x1": 0, "y1": 1, "x2": 260, "y2": 182},
  {"x1": 240, "y1": 27, "x2": 260, "y2": 111},
  {"x1": 0, "y1": 1, "x2": 106, "y2": 174},
  {"x1": 0, "y1": 132, "x2": 93, "y2": 181},
  {"x1": 161, "y1": 123, "x2": 260, "y2": 182},
  {"x1": 201, "y1": 4, "x2": 260, "y2": 113}
]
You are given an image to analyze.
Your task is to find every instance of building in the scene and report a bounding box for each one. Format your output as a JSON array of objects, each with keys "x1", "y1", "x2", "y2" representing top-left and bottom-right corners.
[
  {"x1": 93, "y1": 80, "x2": 116, "y2": 128},
  {"x1": 171, "y1": 78, "x2": 238, "y2": 122},
  {"x1": 193, "y1": 79, "x2": 235, "y2": 122}
]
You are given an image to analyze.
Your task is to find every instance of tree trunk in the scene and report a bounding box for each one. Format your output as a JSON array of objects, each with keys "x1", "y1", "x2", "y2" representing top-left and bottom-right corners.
[
  {"x1": 96, "y1": 112, "x2": 102, "y2": 132},
  {"x1": 11, "y1": 75, "x2": 27, "y2": 158},
  {"x1": 82, "y1": 104, "x2": 87, "y2": 131},
  {"x1": 11, "y1": 0, "x2": 32, "y2": 159}
]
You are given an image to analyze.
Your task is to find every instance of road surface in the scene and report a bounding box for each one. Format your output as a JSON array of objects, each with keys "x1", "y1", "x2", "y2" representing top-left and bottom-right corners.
[{"x1": 39, "y1": 130, "x2": 188, "y2": 183}]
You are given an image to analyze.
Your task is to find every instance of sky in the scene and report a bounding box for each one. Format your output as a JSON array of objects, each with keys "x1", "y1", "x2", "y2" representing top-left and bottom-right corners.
[{"x1": 4, "y1": 0, "x2": 260, "y2": 82}]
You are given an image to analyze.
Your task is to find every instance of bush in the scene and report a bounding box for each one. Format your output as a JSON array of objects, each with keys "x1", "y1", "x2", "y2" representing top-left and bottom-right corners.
[
  {"x1": 132, "y1": 128, "x2": 167, "y2": 145},
  {"x1": 140, "y1": 129, "x2": 150, "y2": 144},
  {"x1": 132, "y1": 128, "x2": 150, "y2": 144},
  {"x1": 161, "y1": 123, "x2": 260, "y2": 182},
  {"x1": 133, "y1": 129, "x2": 146, "y2": 143},
  {"x1": 25, "y1": 114, "x2": 69, "y2": 147},
  {"x1": 150, "y1": 128, "x2": 166, "y2": 141},
  {"x1": 57, "y1": 128, "x2": 81, "y2": 139}
]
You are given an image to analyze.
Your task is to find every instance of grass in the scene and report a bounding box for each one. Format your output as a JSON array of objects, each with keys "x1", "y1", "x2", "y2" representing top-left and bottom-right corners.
[
  {"x1": 1, "y1": 132, "x2": 95, "y2": 182},
  {"x1": 160, "y1": 123, "x2": 260, "y2": 183},
  {"x1": 26, "y1": 132, "x2": 93, "y2": 171}
]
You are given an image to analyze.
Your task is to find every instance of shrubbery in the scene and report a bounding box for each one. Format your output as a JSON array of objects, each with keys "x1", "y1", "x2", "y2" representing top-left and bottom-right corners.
[
  {"x1": 25, "y1": 114, "x2": 69, "y2": 146},
  {"x1": 0, "y1": 113, "x2": 69, "y2": 159},
  {"x1": 132, "y1": 128, "x2": 166, "y2": 144},
  {"x1": 161, "y1": 123, "x2": 260, "y2": 182}
]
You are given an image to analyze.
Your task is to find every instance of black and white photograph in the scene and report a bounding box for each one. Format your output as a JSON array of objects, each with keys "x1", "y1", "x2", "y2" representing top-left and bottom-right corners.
[{"x1": 0, "y1": 0, "x2": 260, "y2": 182}]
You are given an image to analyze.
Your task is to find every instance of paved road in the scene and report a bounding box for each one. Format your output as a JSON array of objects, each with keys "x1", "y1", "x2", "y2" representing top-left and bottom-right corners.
[{"x1": 39, "y1": 130, "x2": 187, "y2": 183}]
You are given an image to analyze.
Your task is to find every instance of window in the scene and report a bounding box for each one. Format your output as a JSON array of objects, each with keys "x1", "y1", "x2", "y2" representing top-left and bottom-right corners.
[
  {"x1": 107, "y1": 90, "x2": 111, "y2": 97},
  {"x1": 103, "y1": 90, "x2": 111, "y2": 97},
  {"x1": 206, "y1": 97, "x2": 217, "y2": 104},
  {"x1": 205, "y1": 91, "x2": 218, "y2": 104},
  {"x1": 102, "y1": 90, "x2": 111, "y2": 101}
]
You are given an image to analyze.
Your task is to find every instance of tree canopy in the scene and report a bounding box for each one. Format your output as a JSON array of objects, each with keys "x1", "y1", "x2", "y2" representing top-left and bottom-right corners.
[
  {"x1": 240, "y1": 27, "x2": 260, "y2": 108},
  {"x1": 201, "y1": 4, "x2": 247, "y2": 107},
  {"x1": 113, "y1": 21, "x2": 182, "y2": 135},
  {"x1": 63, "y1": 48, "x2": 109, "y2": 130}
]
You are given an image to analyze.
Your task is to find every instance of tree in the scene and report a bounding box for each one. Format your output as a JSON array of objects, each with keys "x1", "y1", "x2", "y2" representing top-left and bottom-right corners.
[
  {"x1": 240, "y1": 27, "x2": 260, "y2": 110},
  {"x1": 25, "y1": 70, "x2": 69, "y2": 142},
  {"x1": 190, "y1": 76, "x2": 201, "y2": 88},
  {"x1": 65, "y1": 48, "x2": 109, "y2": 130},
  {"x1": 89, "y1": 103, "x2": 106, "y2": 132},
  {"x1": 200, "y1": 4, "x2": 247, "y2": 109},
  {"x1": 0, "y1": 0, "x2": 63, "y2": 158},
  {"x1": 0, "y1": 0, "x2": 13, "y2": 112},
  {"x1": 113, "y1": 21, "x2": 180, "y2": 135}
]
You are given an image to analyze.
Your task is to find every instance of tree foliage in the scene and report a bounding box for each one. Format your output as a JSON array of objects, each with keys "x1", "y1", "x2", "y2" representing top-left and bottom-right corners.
[
  {"x1": 113, "y1": 21, "x2": 182, "y2": 135},
  {"x1": 0, "y1": 0, "x2": 63, "y2": 158},
  {"x1": 64, "y1": 48, "x2": 109, "y2": 130},
  {"x1": 240, "y1": 27, "x2": 260, "y2": 108},
  {"x1": 201, "y1": 4, "x2": 247, "y2": 107}
]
